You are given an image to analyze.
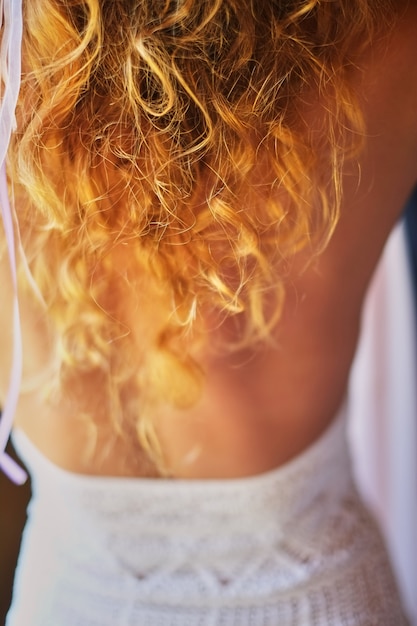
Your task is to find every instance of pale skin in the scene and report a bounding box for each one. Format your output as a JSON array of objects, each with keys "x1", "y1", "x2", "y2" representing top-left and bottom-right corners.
[{"x1": 1, "y1": 3, "x2": 416, "y2": 479}]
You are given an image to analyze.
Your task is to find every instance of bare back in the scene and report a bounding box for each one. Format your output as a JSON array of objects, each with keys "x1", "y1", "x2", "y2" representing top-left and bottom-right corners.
[{"x1": 1, "y1": 4, "x2": 417, "y2": 478}]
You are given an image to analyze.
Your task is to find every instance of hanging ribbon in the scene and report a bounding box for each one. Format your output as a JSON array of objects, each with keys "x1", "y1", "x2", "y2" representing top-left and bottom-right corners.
[{"x1": 0, "y1": 0, "x2": 27, "y2": 484}]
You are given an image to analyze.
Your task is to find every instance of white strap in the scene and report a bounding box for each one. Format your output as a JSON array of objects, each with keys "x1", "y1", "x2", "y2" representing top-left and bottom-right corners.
[{"x1": 0, "y1": 0, "x2": 27, "y2": 484}]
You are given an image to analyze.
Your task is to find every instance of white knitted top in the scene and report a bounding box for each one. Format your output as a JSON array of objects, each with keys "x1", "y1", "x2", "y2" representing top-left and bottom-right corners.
[{"x1": 7, "y1": 407, "x2": 407, "y2": 626}]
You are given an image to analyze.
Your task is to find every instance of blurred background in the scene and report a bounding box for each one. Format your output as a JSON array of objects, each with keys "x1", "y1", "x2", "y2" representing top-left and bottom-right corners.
[{"x1": 0, "y1": 441, "x2": 30, "y2": 625}]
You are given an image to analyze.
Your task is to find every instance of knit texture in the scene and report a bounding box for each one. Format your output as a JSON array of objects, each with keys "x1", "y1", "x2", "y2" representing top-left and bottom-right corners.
[{"x1": 7, "y1": 409, "x2": 407, "y2": 625}]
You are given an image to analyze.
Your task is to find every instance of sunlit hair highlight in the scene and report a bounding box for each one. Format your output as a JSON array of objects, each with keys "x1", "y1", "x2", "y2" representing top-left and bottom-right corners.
[{"x1": 7, "y1": 0, "x2": 394, "y2": 471}]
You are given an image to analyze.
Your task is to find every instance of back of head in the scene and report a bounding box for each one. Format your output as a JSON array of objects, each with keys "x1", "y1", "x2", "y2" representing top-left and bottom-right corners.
[{"x1": 6, "y1": 0, "x2": 397, "y2": 469}]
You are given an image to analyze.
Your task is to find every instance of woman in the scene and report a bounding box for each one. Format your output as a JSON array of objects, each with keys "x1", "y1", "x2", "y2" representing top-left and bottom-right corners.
[{"x1": 1, "y1": 0, "x2": 416, "y2": 623}]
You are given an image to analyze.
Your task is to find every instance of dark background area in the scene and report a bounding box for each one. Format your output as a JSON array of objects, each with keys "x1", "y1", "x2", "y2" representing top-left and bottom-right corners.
[{"x1": 0, "y1": 439, "x2": 31, "y2": 626}]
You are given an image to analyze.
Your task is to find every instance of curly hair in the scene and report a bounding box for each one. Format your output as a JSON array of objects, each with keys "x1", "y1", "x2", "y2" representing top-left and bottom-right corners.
[{"x1": 7, "y1": 0, "x2": 395, "y2": 470}]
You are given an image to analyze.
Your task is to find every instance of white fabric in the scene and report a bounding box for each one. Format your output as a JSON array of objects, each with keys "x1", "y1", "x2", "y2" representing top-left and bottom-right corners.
[
  {"x1": 7, "y1": 406, "x2": 406, "y2": 626},
  {"x1": 348, "y1": 221, "x2": 417, "y2": 626},
  {"x1": 0, "y1": 0, "x2": 26, "y2": 484}
]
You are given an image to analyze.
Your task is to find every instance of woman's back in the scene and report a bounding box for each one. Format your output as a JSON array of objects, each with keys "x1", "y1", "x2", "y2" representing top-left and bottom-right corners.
[
  {"x1": 1, "y1": 1, "x2": 416, "y2": 479},
  {"x1": 1, "y1": 1, "x2": 416, "y2": 623}
]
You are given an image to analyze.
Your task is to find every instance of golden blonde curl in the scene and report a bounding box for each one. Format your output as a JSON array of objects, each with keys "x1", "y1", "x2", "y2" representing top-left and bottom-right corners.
[{"x1": 8, "y1": 0, "x2": 394, "y2": 469}]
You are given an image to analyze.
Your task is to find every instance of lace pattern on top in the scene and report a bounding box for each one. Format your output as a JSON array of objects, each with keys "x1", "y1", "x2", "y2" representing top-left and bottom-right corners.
[{"x1": 7, "y1": 406, "x2": 408, "y2": 626}]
